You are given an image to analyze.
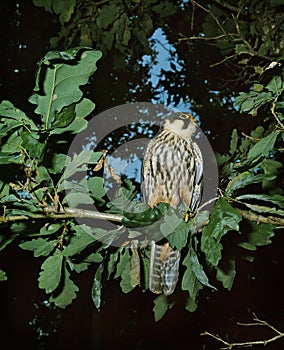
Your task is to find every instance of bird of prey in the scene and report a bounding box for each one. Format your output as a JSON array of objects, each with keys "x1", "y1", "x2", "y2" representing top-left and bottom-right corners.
[{"x1": 142, "y1": 113, "x2": 203, "y2": 295}]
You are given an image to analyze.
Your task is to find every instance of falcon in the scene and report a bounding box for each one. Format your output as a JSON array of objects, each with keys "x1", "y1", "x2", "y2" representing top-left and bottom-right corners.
[{"x1": 142, "y1": 113, "x2": 203, "y2": 295}]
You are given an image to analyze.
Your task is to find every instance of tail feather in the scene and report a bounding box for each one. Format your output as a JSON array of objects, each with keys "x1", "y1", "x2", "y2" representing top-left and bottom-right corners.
[{"x1": 149, "y1": 241, "x2": 181, "y2": 295}]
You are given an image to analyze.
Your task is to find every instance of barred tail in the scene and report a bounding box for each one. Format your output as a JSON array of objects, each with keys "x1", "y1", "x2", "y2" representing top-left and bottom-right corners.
[{"x1": 149, "y1": 241, "x2": 181, "y2": 296}]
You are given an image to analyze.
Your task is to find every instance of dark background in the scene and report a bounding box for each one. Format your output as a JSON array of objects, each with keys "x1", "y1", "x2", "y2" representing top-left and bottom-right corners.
[{"x1": 0, "y1": 1, "x2": 284, "y2": 349}]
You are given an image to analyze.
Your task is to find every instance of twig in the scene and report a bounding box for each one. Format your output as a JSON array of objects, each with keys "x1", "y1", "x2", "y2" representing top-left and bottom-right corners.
[
  {"x1": 236, "y1": 208, "x2": 284, "y2": 226},
  {"x1": 212, "y1": 0, "x2": 239, "y2": 13},
  {"x1": 271, "y1": 101, "x2": 284, "y2": 131},
  {"x1": 202, "y1": 313, "x2": 284, "y2": 349},
  {"x1": 0, "y1": 207, "x2": 123, "y2": 224},
  {"x1": 241, "y1": 132, "x2": 261, "y2": 141},
  {"x1": 178, "y1": 33, "x2": 229, "y2": 42}
]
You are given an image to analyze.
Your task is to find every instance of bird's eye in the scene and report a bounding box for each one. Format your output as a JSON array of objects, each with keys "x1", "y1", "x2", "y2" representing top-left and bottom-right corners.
[{"x1": 179, "y1": 114, "x2": 187, "y2": 119}]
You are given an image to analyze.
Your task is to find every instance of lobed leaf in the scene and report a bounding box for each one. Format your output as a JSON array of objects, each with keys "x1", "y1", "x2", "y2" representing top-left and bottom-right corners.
[
  {"x1": 63, "y1": 225, "x2": 96, "y2": 257},
  {"x1": 153, "y1": 294, "x2": 175, "y2": 322},
  {"x1": 181, "y1": 251, "x2": 203, "y2": 312},
  {"x1": 50, "y1": 267, "x2": 79, "y2": 308},
  {"x1": 239, "y1": 222, "x2": 276, "y2": 251},
  {"x1": 38, "y1": 249, "x2": 63, "y2": 293},
  {"x1": 216, "y1": 259, "x2": 236, "y2": 290},
  {"x1": 19, "y1": 238, "x2": 55, "y2": 257},
  {"x1": 29, "y1": 48, "x2": 102, "y2": 129},
  {"x1": 201, "y1": 198, "x2": 242, "y2": 266},
  {"x1": 0, "y1": 268, "x2": 7, "y2": 281}
]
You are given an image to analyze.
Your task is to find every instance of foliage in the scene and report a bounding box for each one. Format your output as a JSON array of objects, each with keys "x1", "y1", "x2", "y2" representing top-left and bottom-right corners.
[
  {"x1": 33, "y1": 0, "x2": 179, "y2": 64},
  {"x1": 1, "y1": 0, "x2": 284, "y2": 321}
]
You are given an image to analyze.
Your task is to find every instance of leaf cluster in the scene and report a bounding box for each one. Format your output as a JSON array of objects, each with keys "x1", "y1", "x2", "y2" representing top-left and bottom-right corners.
[{"x1": 33, "y1": 0, "x2": 179, "y2": 69}]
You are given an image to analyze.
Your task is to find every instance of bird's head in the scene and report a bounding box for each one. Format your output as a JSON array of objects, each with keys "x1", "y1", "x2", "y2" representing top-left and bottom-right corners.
[{"x1": 164, "y1": 113, "x2": 197, "y2": 139}]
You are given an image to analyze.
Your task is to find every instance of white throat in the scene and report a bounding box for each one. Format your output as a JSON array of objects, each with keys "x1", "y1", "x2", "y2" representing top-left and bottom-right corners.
[{"x1": 164, "y1": 119, "x2": 196, "y2": 139}]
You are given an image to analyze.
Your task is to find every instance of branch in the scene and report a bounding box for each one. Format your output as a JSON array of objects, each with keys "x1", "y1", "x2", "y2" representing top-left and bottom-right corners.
[
  {"x1": 271, "y1": 101, "x2": 284, "y2": 131},
  {"x1": 0, "y1": 207, "x2": 123, "y2": 224},
  {"x1": 202, "y1": 313, "x2": 284, "y2": 349},
  {"x1": 212, "y1": 0, "x2": 239, "y2": 14},
  {"x1": 236, "y1": 208, "x2": 284, "y2": 226}
]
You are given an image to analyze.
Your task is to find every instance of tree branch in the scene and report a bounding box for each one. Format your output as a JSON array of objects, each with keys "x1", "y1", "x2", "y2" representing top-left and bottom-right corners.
[
  {"x1": 202, "y1": 313, "x2": 284, "y2": 349},
  {"x1": 212, "y1": 0, "x2": 239, "y2": 14},
  {"x1": 0, "y1": 207, "x2": 123, "y2": 224},
  {"x1": 236, "y1": 208, "x2": 284, "y2": 226}
]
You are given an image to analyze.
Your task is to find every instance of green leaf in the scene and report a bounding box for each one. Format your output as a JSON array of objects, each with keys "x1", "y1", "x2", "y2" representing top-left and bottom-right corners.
[
  {"x1": 226, "y1": 171, "x2": 276, "y2": 196},
  {"x1": 0, "y1": 100, "x2": 37, "y2": 131},
  {"x1": 248, "y1": 131, "x2": 280, "y2": 160},
  {"x1": 253, "y1": 83, "x2": 264, "y2": 92},
  {"x1": 235, "y1": 91, "x2": 274, "y2": 114},
  {"x1": 63, "y1": 225, "x2": 96, "y2": 257},
  {"x1": 115, "y1": 248, "x2": 129, "y2": 278},
  {"x1": 153, "y1": 294, "x2": 175, "y2": 322},
  {"x1": 84, "y1": 252, "x2": 103, "y2": 263},
  {"x1": 261, "y1": 159, "x2": 282, "y2": 190},
  {"x1": 88, "y1": 176, "x2": 106, "y2": 203},
  {"x1": 239, "y1": 223, "x2": 276, "y2": 251},
  {"x1": 68, "y1": 260, "x2": 90, "y2": 273},
  {"x1": 236, "y1": 194, "x2": 284, "y2": 208},
  {"x1": 29, "y1": 48, "x2": 102, "y2": 129},
  {"x1": 63, "y1": 191, "x2": 94, "y2": 207},
  {"x1": 33, "y1": 0, "x2": 52, "y2": 12},
  {"x1": 161, "y1": 212, "x2": 189, "y2": 250},
  {"x1": 0, "y1": 268, "x2": 7, "y2": 281},
  {"x1": 39, "y1": 223, "x2": 61, "y2": 236},
  {"x1": 266, "y1": 76, "x2": 284, "y2": 95},
  {"x1": 49, "y1": 267, "x2": 79, "y2": 308},
  {"x1": 185, "y1": 295, "x2": 200, "y2": 312},
  {"x1": 107, "y1": 248, "x2": 122, "y2": 279},
  {"x1": 20, "y1": 130, "x2": 47, "y2": 161},
  {"x1": 182, "y1": 250, "x2": 203, "y2": 298},
  {"x1": 242, "y1": 203, "x2": 284, "y2": 216},
  {"x1": 47, "y1": 153, "x2": 66, "y2": 174},
  {"x1": 251, "y1": 126, "x2": 264, "y2": 139},
  {"x1": 52, "y1": 104, "x2": 76, "y2": 129},
  {"x1": 189, "y1": 250, "x2": 216, "y2": 290},
  {"x1": 216, "y1": 259, "x2": 236, "y2": 290},
  {"x1": 96, "y1": 4, "x2": 122, "y2": 29},
  {"x1": 52, "y1": 0, "x2": 76, "y2": 24},
  {"x1": 113, "y1": 248, "x2": 136, "y2": 293},
  {"x1": 152, "y1": 2, "x2": 177, "y2": 17},
  {"x1": 201, "y1": 198, "x2": 242, "y2": 266},
  {"x1": 62, "y1": 150, "x2": 101, "y2": 180},
  {"x1": 141, "y1": 250, "x2": 150, "y2": 290},
  {"x1": 0, "y1": 233, "x2": 17, "y2": 251},
  {"x1": 50, "y1": 98, "x2": 94, "y2": 135},
  {"x1": 38, "y1": 250, "x2": 63, "y2": 293},
  {"x1": 92, "y1": 264, "x2": 104, "y2": 310},
  {"x1": 19, "y1": 238, "x2": 55, "y2": 257},
  {"x1": 229, "y1": 129, "x2": 238, "y2": 155}
]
